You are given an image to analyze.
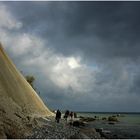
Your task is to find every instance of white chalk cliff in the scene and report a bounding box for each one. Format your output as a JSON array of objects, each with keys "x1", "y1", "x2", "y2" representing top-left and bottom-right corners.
[{"x1": 0, "y1": 43, "x2": 53, "y2": 138}]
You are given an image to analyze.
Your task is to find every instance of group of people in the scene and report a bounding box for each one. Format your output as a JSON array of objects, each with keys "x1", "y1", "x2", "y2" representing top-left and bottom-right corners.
[{"x1": 55, "y1": 109, "x2": 77, "y2": 123}]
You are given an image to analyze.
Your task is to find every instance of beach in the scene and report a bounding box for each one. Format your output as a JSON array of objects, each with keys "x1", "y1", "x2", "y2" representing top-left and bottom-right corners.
[
  {"x1": 25, "y1": 112, "x2": 140, "y2": 139},
  {"x1": 26, "y1": 116, "x2": 101, "y2": 139},
  {"x1": 1, "y1": 107, "x2": 140, "y2": 139}
]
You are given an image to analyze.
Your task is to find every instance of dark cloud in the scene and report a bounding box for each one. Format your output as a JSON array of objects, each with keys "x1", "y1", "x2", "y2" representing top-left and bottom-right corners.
[{"x1": 5, "y1": 1, "x2": 140, "y2": 60}]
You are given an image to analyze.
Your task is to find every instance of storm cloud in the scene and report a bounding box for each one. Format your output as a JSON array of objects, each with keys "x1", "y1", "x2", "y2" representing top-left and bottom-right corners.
[{"x1": 0, "y1": 1, "x2": 140, "y2": 112}]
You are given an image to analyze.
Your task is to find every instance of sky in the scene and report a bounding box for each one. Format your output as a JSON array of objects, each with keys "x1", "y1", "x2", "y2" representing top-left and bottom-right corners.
[{"x1": 0, "y1": 1, "x2": 140, "y2": 112}]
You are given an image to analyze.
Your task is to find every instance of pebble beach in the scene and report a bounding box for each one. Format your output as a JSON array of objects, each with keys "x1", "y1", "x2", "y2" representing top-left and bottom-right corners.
[{"x1": 26, "y1": 116, "x2": 101, "y2": 139}]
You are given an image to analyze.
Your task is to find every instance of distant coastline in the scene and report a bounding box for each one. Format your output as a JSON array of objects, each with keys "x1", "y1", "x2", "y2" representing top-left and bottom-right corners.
[{"x1": 76, "y1": 111, "x2": 140, "y2": 114}]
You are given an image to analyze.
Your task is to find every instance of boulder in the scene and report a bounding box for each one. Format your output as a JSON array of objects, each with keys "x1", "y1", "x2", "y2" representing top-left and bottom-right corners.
[
  {"x1": 108, "y1": 116, "x2": 118, "y2": 122},
  {"x1": 102, "y1": 117, "x2": 107, "y2": 120},
  {"x1": 80, "y1": 117, "x2": 96, "y2": 122},
  {"x1": 72, "y1": 121, "x2": 85, "y2": 127}
]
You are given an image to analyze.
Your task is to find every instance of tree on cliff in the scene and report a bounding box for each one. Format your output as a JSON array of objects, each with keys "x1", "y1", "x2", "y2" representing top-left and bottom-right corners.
[
  {"x1": 24, "y1": 74, "x2": 40, "y2": 95},
  {"x1": 25, "y1": 75, "x2": 35, "y2": 89}
]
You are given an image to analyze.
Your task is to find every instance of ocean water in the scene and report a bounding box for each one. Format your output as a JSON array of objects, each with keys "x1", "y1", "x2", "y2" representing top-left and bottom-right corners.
[
  {"x1": 77, "y1": 112, "x2": 140, "y2": 138},
  {"x1": 77, "y1": 112, "x2": 140, "y2": 124}
]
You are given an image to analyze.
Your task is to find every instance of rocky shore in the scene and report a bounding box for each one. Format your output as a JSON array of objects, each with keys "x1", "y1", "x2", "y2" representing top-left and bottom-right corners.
[
  {"x1": 27, "y1": 117, "x2": 79, "y2": 139},
  {"x1": 0, "y1": 111, "x2": 102, "y2": 139},
  {"x1": 26, "y1": 116, "x2": 102, "y2": 139},
  {"x1": 0, "y1": 111, "x2": 129, "y2": 139},
  {"x1": 25, "y1": 114, "x2": 122, "y2": 139}
]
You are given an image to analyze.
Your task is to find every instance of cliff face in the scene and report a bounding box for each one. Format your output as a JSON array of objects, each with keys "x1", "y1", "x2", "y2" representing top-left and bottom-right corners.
[{"x1": 0, "y1": 43, "x2": 53, "y2": 138}]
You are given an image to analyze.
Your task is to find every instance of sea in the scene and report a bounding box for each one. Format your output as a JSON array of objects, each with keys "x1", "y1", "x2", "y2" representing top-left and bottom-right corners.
[{"x1": 77, "y1": 112, "x2": 140, "y2": 138}]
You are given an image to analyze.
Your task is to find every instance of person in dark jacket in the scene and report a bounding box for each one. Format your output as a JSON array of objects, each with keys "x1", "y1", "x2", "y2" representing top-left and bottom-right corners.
[
  {"x1": 70, "y1": 111, "x2": 74, "y2": 120},
  {"x1": 64, "y1": 110, "x2": 69, "y2": 122},
  {"x1": 55, "y1": 109, "x2": 61, "y2": 123}
]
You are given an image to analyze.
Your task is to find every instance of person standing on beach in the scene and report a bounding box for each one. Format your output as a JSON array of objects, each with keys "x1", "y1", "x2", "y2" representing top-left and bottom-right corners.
[
  {"x1": 64, "y1": 110, "x2": 70, "y2": 122},
  {"x1": 70, "y1": 112, "x2": 74, "y2": 121},
  {"x1": 74, "y1": 112, "x2": 77, "y2": 118},
  {"x1": 55, "y1": 109, "x2": 61, "y2": 123}
]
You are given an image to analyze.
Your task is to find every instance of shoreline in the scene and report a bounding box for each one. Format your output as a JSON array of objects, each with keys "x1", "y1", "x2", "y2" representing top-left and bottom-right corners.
[
  {"x1": 26, "y1": 116, "x2": 102, "y2": 139},
  {"x1": 1, "y1": 113, "x2": 139, "y2": 139},
  {"x1": 26, "y1": 114, "x2": 140, "y2": 139}
]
